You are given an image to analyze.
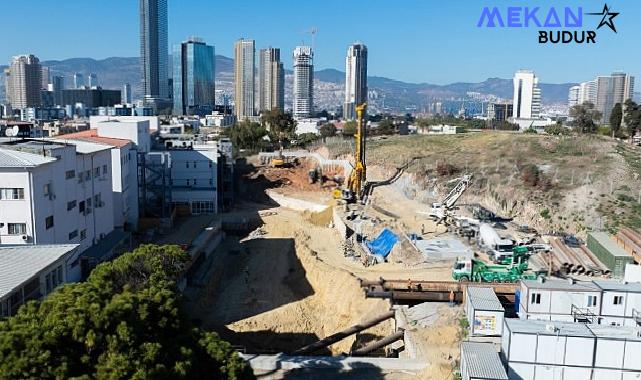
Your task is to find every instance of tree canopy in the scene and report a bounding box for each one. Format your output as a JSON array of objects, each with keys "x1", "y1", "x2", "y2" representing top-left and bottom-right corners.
[
  {"x1": 610, "y1": 103, "x2": 623, "y2": 137},
  {"x1": 624, "y1": 100, "x2": 641, "y2": 137},
  {"x1": 0, "y1": 245, "x2": 253, "y2": 380},
  {"x1": 260, "y1": 109, "x2": 297, "y2": 140},
  {"x1": 319, "y1": 123, "x2": 337, "y2": 138},
  {"x1": 569, "y1": 102, "x2": 602, "y2": 134},
  {"x1": 342, "y1": 120, "x2": 357, "y2": 136},
  {"x1": 229, "y1": 119, "x2": 268, "y2": 151}
]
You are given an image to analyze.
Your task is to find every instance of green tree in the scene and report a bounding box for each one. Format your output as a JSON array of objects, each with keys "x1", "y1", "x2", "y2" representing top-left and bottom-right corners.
[
  {"x1": 342, "y1": 120, "x2": 357, "y2": 136},
  {"x1": 319, "y1": 123, "x2": 337, "y2": 139},
  {"x1": 260, "y1": 109, "x2": 297, "y2": 139},
  {"x1": 623, "y1": 99, "x2": 641, "y2": 138},
  {"x1": 229, "y1": 120, "x2": 268, "y2": 151},
  {"x1": 296, "y1": 132, "x2": 319, "y2": 147},
  {"x1": 569, "y1": 102, "x2": 602, "y2": 134},
  {"x1": 0, "y1": 245, "x2": 253, "y2": 380},
  {"x1": 610, "y1": 103, "x2": 623, "y2": 137}
]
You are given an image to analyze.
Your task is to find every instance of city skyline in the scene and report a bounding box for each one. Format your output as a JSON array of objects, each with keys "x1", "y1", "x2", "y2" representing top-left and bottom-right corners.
[{"x1": 1, "y1": 1, "x2": 640, "y2": 85}]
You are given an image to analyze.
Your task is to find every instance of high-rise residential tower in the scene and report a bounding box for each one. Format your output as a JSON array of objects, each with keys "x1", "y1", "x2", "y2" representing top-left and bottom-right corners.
[
  {"x1": 512, "y1": 70, "x2": 541, "y2": 119},
  {"x1": 122, "y1": 83, "x2": 132, "y2": 104},
  {"x1": 87, "y1": 73, "x2": 98, "y2": 88},
  {"x1": 568, "y1": 85, "x2": 580, "y2": 108},
  {"x1": 40, "y1": 66, "x2": 50, "y2": 89},
  {"x1": 344, "y1": 43, "x2": 368, "y2": 120},
  {"x1": 140, "y1": 0, "x2": 169, "y2": 103},
  {"x1": 234, "y1": 38, "x2": 255, "y2": 119},
  {"x1": 5, "y1": 54, "x2": 42, "y2": 108},
  {"x1": 73, "y1": 73, "x2": 84, "y2": 89},
  {"x1": 292, "y1": 46, "x2": 314, "y2": 119},
  {"x1": 172, "y1": 37, "x2": 215, "y2": 116},
  {"x1": 258, "y1": 48, "x2": 284, "y2": 113},
  {"x1": 595, "y1": 72, "x2": 634, "y2": 123}
]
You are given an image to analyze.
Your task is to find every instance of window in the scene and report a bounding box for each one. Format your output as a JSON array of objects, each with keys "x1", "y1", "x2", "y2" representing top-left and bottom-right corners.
[
  {"x1": 43, "y1": 183, "x2": 52, "y2": 196},
  {"x1": 102, "y1": 165, "x2": 108, "y2": 175},
  {"x1": 85, "y1": 170, "x2": 91, "y2": 181},
  {"x1": 7, "y1": 223, "x2": 26, "y2": 235},
  {"x1": 531, "y1": 293, "x2": 541, "y2": 305},
  {"x1": 186, "y1": 162, "x2": 189, "y2": 168},
  {"x1": 187, "y1": 179, "x2": 190, "y2": 186},
  {"x1": 94, "y1": 193, "x2": 102, "y2": 207},
  {"x1": 613, "y1": 296, "x2": 624, "y2": 305},
  {"x1": 0, "y1": 188, "x2": 24, "y2": 200},
  {"x1": 78, "y1": 173, "x2": 84, "y2": 183},
  {"x1": 65, "y1": 170, "x2": 75, "y2": 180},
  {"x1": 67, "y1": 200, "x2": 77, "y2": 211},
  {"x1": 193, "y1": 179, "x2": 197, "y2": 186},
  {"x1": 587, "y1": 295, "x2": 598, "y2": 307},
  {"x1": 80, "y1": 229, "x2": 87, "y2": 241},
  {"x1": 193, "y1": 161, "x2": 197, "y2": 168},
  {"x1": 79, "y1": 201, "x2": 85, "y2": 213},
  {"x1": 209, "y1": 161, "x2": 213, "y2": 168},
  {"x1": 94, "y1": 167, "x2": 100, "y2": 177},
  {"x1": 68, "y1": 230, "x2": 78, "y2": 240},
  {"x1": 45, "y1": 215, "x2": 54, "y2": 229}
]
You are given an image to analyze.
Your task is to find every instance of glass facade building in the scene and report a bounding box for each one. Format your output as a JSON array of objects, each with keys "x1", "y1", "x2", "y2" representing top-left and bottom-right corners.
[
  {"x1": 172, "y1": 38, "x2": 215, "y2": 116},
  {"x1": 140, "y1": 0, "x2": 169, "y2": 101}
]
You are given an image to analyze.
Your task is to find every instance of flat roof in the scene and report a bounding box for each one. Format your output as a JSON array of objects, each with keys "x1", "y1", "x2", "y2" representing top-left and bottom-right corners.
[
  {"x1": 593, "y1": 279, "x2": 641, "y2": 293},
  {"x1": 55, "y1": 129, "x2": 132, "y2": 148},
  {"x1": 44, "y1": 138, "x2": 112, "y2": 154},
  {"x1": 461, "y1": 342, "x2": 508, "y2": 380},
  {"x1": 589, "y1": 232, "x2": 632, "y2": 258},
  {"x1": 0, "y1": 148, "x2": 57, "y2": 167},
  {"x1": 521, "y1": 278, "x2": 601, "y2": 292},
  {"x1": 0, "y1": 244, "x2": 78, "y2": 299},
  {"x1": 505, "y1": 318, "x2": 593, "y2": 337},
  {"x1": 467, "y1": 287, "x2": 504, "y2": 311}
]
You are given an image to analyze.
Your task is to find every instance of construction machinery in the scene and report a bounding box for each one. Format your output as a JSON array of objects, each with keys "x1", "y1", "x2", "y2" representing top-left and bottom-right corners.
[
  {"x1": 428, "y1": 174, "x2": 473, "y2": 224},
  {"x1": 270, "y1": 147, "x2": 286, "y2": 168},
  {"x1": 452, "y1": 255, "x2": 538, "y2": 283},
  {"x1": 333, "y1": 103, "x2": 368, "y2": 202}
]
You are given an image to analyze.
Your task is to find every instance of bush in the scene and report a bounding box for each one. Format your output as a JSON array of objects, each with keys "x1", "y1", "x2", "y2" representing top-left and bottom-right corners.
[
  {"x1": 521, "y1": 164, "x2": 540, "y2": 187},
  {"x1": 544, "y1": 123, "x2": 571, "y2": 136},
  {"x1": 0, "y1": 245, "x2": 254, "y2": 380},
  {"x1": 524, "y1": 127, "x2": 538, "y2": 134},
  {"x1": 540, "y1": 208, "x2": 551, "y2": 219},
  {"x1": 436, "y1": 162, "x2": 460, "y2": 176}
]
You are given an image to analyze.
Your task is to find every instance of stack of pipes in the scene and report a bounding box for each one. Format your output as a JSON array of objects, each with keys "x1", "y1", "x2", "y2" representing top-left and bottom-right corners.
[{"x1": 579, "y1": 245, "x2": 611, "y2": 277}]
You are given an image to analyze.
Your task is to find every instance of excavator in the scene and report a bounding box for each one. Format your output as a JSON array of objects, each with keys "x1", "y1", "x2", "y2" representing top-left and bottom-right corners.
[{"x1": 333, "y1": 103, "x2": 368, "y2": 203}]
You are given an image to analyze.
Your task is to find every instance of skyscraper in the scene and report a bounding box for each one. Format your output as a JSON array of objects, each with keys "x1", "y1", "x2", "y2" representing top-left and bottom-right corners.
[
  {"x1": 5, "y1": 55, "x2": 42, "y2": 108},
  {"x1": 140, "y1": 0, "x2": 169, "y2": 103},
  {"x1": 595, "y1": 72, "x2": 634, "y2": 123},
  {"x1": 51, "y1": 76, "x2": 64, "y2": 106},
  {"x1": 234, "y1": 38, "x2": 255, "y2": 119},
  {"x1": 293, "y1": 46, "x2": 314, "y2": 119},
  {"x1": 73, "y1": 73, "x2": 84, "y2": 89},
  {"x1": 344, "y1": 43, "x2": 368, "y2": 120},
  {"x1": 172, "y1": 37, "x2": 215, "y2": 116},
  {"x1": 579, "y1": 80, "x2": 597, "y2": 105},
  {"x1": 40, "y1": 66, "x2": 50, "y2": 89},
  {"x1": 122, "y1": 83, "x2": 132, "y2": 104},
  {"x1": 258, "y1": 48, "x2": 284, "y2": 113},
  {"x1": 87, "y1": 73, "x2": 98, "y2": 88},
  {"x1": 512, "y1": 70, "x2": 541, "y2": 119}
]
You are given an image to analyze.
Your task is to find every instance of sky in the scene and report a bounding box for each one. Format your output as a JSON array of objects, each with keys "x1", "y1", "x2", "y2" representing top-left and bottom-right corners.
[{"x1": 1, "y1": 0, "x2": 640, "y2": 85}]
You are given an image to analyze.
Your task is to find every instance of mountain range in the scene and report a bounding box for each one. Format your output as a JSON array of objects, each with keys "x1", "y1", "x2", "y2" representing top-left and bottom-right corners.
[{"x1": 1, "y1": 56, "x2": 579, "y2": 112}]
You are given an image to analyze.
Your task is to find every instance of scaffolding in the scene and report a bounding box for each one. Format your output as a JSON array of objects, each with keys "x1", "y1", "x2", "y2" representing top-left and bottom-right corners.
[
  {"x1": 572, "y1": 304, "x2": 598, "y2": 324},
  {"x1": 138, "y1": 151, "x2": 173, "y2": 219}
]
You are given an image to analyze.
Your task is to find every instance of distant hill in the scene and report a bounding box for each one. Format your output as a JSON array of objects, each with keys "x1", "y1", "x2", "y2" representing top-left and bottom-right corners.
[{"x1": 1, "y1": 55, "x2": 576, "y2": 110}]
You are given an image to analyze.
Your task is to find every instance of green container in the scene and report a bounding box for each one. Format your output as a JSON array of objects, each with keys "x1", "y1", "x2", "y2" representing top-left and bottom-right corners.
[{"x1": 587, "y1": 232, "x2": 634, "y2": 278}]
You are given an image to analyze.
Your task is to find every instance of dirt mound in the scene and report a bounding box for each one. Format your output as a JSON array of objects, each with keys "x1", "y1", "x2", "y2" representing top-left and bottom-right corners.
[{"x1": 302, "y1": 205, "x2": 334, "y2": 227}]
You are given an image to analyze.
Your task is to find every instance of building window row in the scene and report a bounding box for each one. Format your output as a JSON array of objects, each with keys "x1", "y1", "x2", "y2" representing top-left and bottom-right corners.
[
  {"x1": 7, "y1": 223, "x2": 27, "y2": 235},
  {"x1": 65, "y1": 170, "x2": 75, "y2": 180},
  {"x1": 44, "y1": 266, "x2": 63, "y2": 294},
  {"x1": 0, "y1": 188, "x2": 25, "y2": 200}
]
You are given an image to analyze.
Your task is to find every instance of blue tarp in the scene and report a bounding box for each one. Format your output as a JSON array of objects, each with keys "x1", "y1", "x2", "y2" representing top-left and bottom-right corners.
[{"x1": 365, "y1": 228, "x2": 399, "y2": 258}]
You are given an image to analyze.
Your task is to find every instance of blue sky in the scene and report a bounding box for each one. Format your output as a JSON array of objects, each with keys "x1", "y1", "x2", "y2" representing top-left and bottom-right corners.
[{"x1": 1, "y1": 0, "x2": 639, "y2": 84}]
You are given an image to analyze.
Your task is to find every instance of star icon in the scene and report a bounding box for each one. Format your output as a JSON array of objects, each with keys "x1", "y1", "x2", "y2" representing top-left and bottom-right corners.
[{"x1": 587, "y1": 3, "x2": 620, "y2": 33}]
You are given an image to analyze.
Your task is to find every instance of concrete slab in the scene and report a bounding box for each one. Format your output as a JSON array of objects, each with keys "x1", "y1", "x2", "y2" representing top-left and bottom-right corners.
[{"x1": 412, "y1": 235, "x2": 473, "y2": 261}]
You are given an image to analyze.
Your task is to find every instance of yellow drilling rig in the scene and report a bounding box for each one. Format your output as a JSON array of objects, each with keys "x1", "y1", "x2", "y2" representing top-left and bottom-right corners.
[{"x1": 334, "y1": 103, "x2": 368, "y2": 203}]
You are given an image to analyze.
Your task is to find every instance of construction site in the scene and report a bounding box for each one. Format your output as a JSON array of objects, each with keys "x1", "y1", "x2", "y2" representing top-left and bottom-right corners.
[{"x1": 185, "y1": 106, "x2": 641, "y2": 379}]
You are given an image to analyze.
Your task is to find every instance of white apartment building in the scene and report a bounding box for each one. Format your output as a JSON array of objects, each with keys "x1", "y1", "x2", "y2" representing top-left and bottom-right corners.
[
  {"x1": 55, "y1": 129, "x2": 139, "y2": 230},
  {"x1": 293, "y1": 46, "x2": 314, "y2": 119},
  {"x1": 568, "y1": 85, "x2": 580, "y2": 108},
  {"x1": 519, "y1": 278, "x2": 641, "y2": 327},
  {"x1": 512, "y1": 70, "x2": 541, "y2": 119},
  {"x1": 89, "y1": 115, "x2": 159, "y2": 133},
  {"x1": 234, "y1": 39, "x2": 256, "y2": 119},
  {"x1": 0, "y1": 139, "x2": 114, "y2": 281}
]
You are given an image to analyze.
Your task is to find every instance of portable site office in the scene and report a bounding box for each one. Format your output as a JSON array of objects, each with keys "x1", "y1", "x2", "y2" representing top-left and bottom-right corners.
[{"x1": 465, "y1": 286, "x2": 505, "y2": 336}]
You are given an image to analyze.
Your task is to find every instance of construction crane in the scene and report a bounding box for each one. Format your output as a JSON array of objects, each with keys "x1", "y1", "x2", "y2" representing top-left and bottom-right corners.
[
  {"x1": 428, "y1": 174, "x2": 472, "y2": 224},
  {"x1": 334, "y1": 103, "x2": 368, "y2": 202}
]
